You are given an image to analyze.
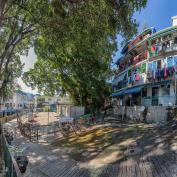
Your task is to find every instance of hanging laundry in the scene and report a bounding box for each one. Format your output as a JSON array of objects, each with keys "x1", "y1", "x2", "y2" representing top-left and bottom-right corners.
[
  {"x1": 135, "y1": 73, "x2": 141, "y2": 81},
  {"x1": 168, "y1": 67, "x2": 175, "y2": 77},
  {"x1": 164, "y1": 67, "x2": 168, "y2": 79},
  {"x1": 160, "y1": 69, "x2": 164, "y2": 79},
  {"x1": 128, "y1": 76, "x2": 132, "y2": 85},
  {"x1": 132, "y1": 73, "x2": 136, "y2": 83},
  {"x1": 153, "y1": 70, "x2": 156, "y2": 80},
  {"x1": 151, "y1": 45, "x2": 156, "y2": 53},
  {"x1": 156, "y1": 69, "x2": 161, "y2": 81}
]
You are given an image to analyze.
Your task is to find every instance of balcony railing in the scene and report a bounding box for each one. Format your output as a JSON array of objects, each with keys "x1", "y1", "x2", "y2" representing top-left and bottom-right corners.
[
  {"x1": 165, "y1": 44, "x2": 177, "y2": 52},
  {"x1": 149, "y1": 44, "x2": 177, "y2": 59},
  {"x1": 117, "y1": 53, "x2": 148, "y2": 75},
  {"x1": 141, "y1": 95, "x2": 176, "y2": 106}
]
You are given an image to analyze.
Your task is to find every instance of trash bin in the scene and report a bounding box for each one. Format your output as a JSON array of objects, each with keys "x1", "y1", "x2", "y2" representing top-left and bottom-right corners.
[{"x1": 14, "y1": 156, "x2": 28, "y2": 173}]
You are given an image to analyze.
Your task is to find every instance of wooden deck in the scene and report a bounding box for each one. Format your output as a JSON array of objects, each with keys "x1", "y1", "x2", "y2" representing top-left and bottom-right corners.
[
  {"x1": 3, "y1": 119, "x2": 177, "y2": 177},
  {"x1": 37, "y1": 150, "x2": 177, "y2": 177}
]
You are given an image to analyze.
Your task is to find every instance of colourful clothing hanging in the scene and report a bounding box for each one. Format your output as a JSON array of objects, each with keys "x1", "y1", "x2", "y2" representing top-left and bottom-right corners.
[
  {"x1": 164, "y1": 67, "x2": 168, "y2": 79},
  {"x1": 135, "y1": 74, "x2": 140, "y2": 81},
  {"x1": 151, "y1": 45, "x2": 156, "y2": 53}
]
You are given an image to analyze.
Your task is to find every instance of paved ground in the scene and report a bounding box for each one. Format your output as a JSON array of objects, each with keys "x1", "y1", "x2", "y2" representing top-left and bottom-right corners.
[{"x1": 3, "y1": 119, "x2": 177, "y2": 177}]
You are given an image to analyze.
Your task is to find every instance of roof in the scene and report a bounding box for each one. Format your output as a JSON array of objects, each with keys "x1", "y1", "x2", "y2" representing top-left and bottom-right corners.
[
  {"x1": 148, "y1": 26, "x2": 177, "y2": 41},
  {"x1": 112, "y1": 85, "x2": 144, "y2": 97}
]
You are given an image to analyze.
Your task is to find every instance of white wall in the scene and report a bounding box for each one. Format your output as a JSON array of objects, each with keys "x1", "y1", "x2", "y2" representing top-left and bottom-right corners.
[
  {"x1": 1, "y1": 92, "x2": 34, "y2": 111},
  {"x1": 172, "y1": 16, "x2": 177, "y2": 26},
  {"x1": 114, "y1": 106, "x2": 167, "y2": 123}
]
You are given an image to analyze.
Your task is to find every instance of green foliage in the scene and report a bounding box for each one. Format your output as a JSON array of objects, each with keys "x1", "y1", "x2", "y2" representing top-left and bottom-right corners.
[
  {"x1": 23, "y1": 0, "x2": 147, "y2": 111},
  {"x1": 0, "y1": 0, "x2": 38, "y2": 99}
]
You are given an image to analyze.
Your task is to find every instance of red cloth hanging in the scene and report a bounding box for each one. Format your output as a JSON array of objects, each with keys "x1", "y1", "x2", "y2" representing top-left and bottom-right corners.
[
  {"x1": 164, "y1": 67, "x2": 168, "y2": 79},
  {"x1": 135, "y1": 74, "x2": 140, "y2": 81},
  {"x1": 151, "y1": 45, "x2": 156, "y2": 52}
]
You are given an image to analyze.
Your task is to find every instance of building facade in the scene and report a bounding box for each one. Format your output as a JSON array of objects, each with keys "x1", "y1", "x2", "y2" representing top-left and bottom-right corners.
[
  {"x1": 112, "y1": 16, "x2": 177, "y2": 107},
  {"x1": 57, "y1": 96, "x2": 85, "y2": 118},
  {"x1": 34, "y1": 95, "x2": 58, "y2": 112},
  {"x1": 0, "y1": 90, "x2": 35, "y2": 115}
]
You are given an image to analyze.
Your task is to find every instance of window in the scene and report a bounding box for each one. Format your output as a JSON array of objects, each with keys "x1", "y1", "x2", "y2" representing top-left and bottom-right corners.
[
  {"x1": 152, "y1": 87, "x2": 159, "y2": 106},
  {"x1": 5, "y1": 103, "x2": 9, "y2": 108},
  {"x1": 142, "y1": 88, "x2": 147, "y2": 97},
  {"x1": 152, "y1": 87, "x2": 159, "y2": 97},
  {"x1": 161, "y1": 85, "x2": 170, "y2": 96},
  {"x1": 174, "y1": 37, "x2": 177, "y2": 44}
]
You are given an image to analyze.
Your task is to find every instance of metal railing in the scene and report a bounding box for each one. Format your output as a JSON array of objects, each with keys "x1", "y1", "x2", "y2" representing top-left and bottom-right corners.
[
  {"x1": 149, "y1": 44, "x2": 177, "y2": 58},
  {"x1": 17, "y1": 118, "x2": 60, "y2": 142},
  {"x1": 141, "y1": 95, "x2": 177, "y2": 106},
  {"x1": 2, "y1": 130, "x2": 22, "y2": 177}
]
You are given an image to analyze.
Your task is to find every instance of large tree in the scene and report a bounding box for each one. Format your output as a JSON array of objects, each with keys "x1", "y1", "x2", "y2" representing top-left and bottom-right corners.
[
  {"x1": 23, "y1": 0, "x2": 147, "y2": 111},
  {"x1": 0, "y1": 0, "x2": 50, "y2": 99},
  {"x1": 0, "y1": 0, "x2": 38, "y2": 99},
  {"x1": 0, "y1": 0, "x2": 147, "y2": 110}
]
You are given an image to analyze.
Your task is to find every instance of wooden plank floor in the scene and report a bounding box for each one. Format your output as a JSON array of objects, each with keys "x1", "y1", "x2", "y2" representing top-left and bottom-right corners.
[
  {"x1": 37, "y1": 151, "x2": 177, "y2": 177},
  {"x1": 4, "y1": 119, "x2": 177, "y2": 177}
]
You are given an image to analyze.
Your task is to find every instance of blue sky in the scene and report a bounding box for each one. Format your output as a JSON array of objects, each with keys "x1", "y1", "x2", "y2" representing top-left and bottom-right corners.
[
  {"x1": 134, "y1": 0, "x2": 177, "y2": 32},
  {"x1": 19, "y1": 0, "x2": 177, "y2": 93}
]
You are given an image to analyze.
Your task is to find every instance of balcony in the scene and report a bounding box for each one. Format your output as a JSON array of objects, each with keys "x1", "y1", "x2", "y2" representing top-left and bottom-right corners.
[
  {"x1": 149, "y1": 43, "x2": 177, "y2": 59},
  {"x1": 117, "y1": 51, "x2": 148, "y2": 75},
  {"x1": 141, "y1": 95, "x2": 176, "y2": 106},
  {"x1": 165, "y1": 44, "x2": 177, "y2": 52}
]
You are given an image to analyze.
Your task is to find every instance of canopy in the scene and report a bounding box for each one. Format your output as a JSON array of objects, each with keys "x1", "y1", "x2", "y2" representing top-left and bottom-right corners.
[
  {"x1": 124, "y1": 85, "x2": 144, "y2": 94},
  {"x1": 111, "y1": 90, "x2": 125, "y2": 97}
]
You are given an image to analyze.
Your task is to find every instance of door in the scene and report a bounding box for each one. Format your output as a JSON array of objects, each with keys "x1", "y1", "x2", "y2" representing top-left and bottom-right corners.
[{"x1": 152, "y1": 87, "x2": 159, "y2": 106}]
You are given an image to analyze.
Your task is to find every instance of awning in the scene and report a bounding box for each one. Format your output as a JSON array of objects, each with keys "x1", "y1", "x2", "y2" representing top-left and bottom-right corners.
[
  {"x1": 111, "y1": 89, "x2": 125, "y2": 97},
  {"x1": 124, "y1": 85, "x2": 144, "y2": 94}
]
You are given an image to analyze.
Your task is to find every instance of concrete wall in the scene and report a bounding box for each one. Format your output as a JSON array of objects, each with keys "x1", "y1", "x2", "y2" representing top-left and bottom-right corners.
[{"x1": 113, "y1": 106, "x2": 167, "y2": 122}]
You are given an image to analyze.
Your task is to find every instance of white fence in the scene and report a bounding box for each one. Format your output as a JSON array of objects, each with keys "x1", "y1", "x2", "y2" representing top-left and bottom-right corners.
[{"x1": 113, "y1": 106, "x2": 168, "y2": 122}]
